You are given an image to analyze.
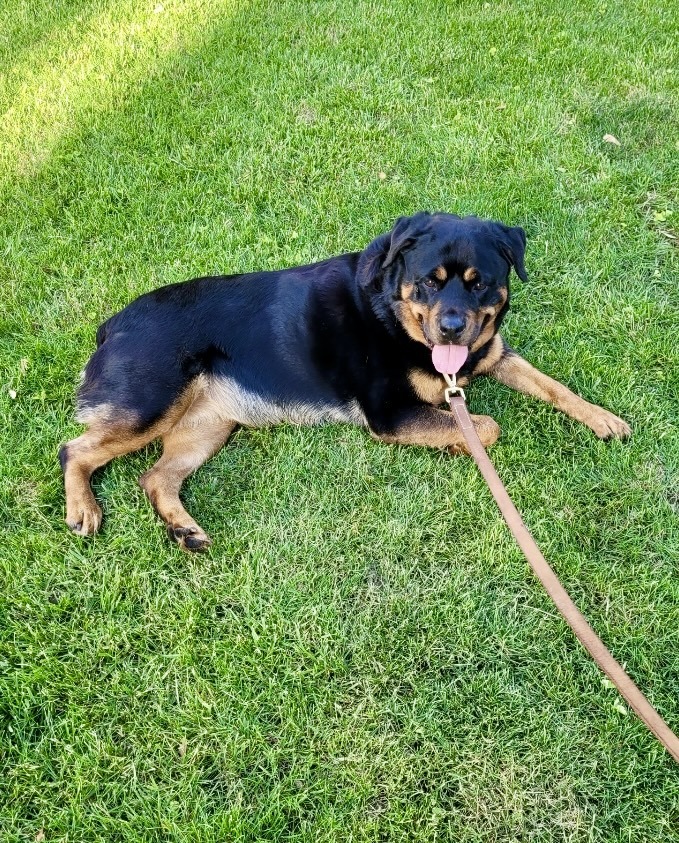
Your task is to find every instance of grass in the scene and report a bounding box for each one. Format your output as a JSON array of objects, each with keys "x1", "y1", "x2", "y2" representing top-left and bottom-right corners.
[{"x1": 1, "y1": 0, "x2": 678, "y2": 839}]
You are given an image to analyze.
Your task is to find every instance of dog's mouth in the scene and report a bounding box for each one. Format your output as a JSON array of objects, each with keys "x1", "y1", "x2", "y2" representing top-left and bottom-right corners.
[
  {"x1": 417, "y1": 313, "x2": 470, "y2": 346},
  {"x1": 416, "y1": 318, "x2": 469, "y2": 371},
  {"x1": 432, "y1": 343, "x2": 468, "y2": 374},
  {"x1": 417, "y1": 316, "x2": 437, "y2": 349},
  {"x1": 420, "y1": 321, "x2": 472, "y2": 352}
]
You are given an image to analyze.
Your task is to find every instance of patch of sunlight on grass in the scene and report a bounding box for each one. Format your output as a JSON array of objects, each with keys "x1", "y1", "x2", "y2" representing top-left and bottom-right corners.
[{"x1": 0, "y1": 0, "x2": 240, "y2": 181}]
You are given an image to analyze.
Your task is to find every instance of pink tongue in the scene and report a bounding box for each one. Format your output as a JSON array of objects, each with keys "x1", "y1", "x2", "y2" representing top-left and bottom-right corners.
[{"x1": 432, "y1": 344, "x2": 468, "y2": 375}]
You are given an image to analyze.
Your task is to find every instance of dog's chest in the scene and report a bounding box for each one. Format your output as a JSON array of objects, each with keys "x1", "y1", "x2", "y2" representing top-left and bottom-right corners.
[{"x1": 209, "y1": 375, "x2": 366, "y2": 428}]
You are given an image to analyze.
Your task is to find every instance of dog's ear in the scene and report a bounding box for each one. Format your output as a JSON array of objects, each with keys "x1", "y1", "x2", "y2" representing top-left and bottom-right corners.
[
  {"x1": 358, "y1": 212, "x2": 431, "y2": 290},
  {"x1": 382, "y1": 212, "x2": 431, "y2": 269},
  {"x1": 496, "y1": 223, "x2": 528, "y2": 281}
]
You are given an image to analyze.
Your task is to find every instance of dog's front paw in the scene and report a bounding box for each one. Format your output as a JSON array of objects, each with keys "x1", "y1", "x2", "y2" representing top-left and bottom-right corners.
[
  {"x1": 448, "y1": 414, "x2": 501, "y2": 455},
  {"x1": 585, "y1": 406, "x2": 631, "y2": 440},
  {"x1": 473, "y1": 414, "x2": 501, "y2": 447}
]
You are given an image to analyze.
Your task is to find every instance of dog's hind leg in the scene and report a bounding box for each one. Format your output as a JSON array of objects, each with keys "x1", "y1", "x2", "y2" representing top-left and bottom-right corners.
[
  {"x1": 60, "y1": 416, "x2": 162, "y2": 536},
  {"x1": 139, "y1": 395, "x2": 237, "y2": 552}
]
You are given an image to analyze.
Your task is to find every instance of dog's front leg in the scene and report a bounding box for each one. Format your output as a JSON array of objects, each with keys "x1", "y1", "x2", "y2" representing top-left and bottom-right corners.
[
  {"x1": 368, "y1": 405, "x2": 500, "y2": 454},
  {"x1": 490, "y1": 344, "x2": 631, "y2": 439}
]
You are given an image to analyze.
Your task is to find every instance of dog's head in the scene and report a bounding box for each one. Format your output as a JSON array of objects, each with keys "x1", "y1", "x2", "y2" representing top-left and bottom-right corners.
[{"x1": 359, "y1": 212, "x2": 527, "y2": 352}]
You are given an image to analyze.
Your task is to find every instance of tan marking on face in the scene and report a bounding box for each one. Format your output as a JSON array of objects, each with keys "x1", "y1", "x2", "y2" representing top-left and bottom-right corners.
[
  {"x1": 434, "y1": 265, "x2": 447, "y2": 281},
  {"x1": 399, "y1": 282, "x2": 450, "y2": 347},
  {"x1": 463, "y1": 267, "x2": 479, "y2": 282},
  {"x1": 420, "y1": 300, "x2": 444, "y2": 346},
  {"x1": 471, "y1": 319, "x2": 497, "y2": 352},
  {"x1": 469, "y1": 333, "x2": 504, "y2": 376},
  {"x1": 394, "y1": 298, "x2": 441, "y2": 347},
  {"x1": 470, "y1": 287, "x2": 507, "y2": 351},
  {"x1": 394, "y1": 301, "x2": 427, "y2": 344},
  {"x1": 408, "y1": 368, "x2": 446, "y2": 404}
]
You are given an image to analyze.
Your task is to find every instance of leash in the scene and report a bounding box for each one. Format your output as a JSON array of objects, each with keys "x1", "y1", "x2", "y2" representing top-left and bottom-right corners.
[{"x1": 442, "y1": 373, "x2": 679, "y2": 764}]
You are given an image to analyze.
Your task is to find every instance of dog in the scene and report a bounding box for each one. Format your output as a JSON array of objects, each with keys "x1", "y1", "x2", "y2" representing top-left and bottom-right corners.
[{"x1": 60, "y1": 212, "x2": 630, "y2": 550}]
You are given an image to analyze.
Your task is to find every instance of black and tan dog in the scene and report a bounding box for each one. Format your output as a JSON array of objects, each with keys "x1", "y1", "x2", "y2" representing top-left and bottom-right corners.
[{"x1": 60, "y1": 212, "x2": 630, "y2": 550}]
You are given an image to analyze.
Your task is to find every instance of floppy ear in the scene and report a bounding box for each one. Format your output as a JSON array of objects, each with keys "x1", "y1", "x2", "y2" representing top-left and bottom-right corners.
[
  {"x1": 497, "y1": 224, "x2": 528, "y2": 281},
  {"x1": 358, "y1": 212, "x2": 432, "y2": 291},
  {"x1": 382, "y1": 212, "x2": 431, "y2": 269}
]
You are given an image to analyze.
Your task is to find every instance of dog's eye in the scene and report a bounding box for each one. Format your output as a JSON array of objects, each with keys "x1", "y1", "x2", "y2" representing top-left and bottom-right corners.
[
  {"x1": 472, "y1": 281, "x2": 487, "y2": 292},
  {"x1": 422, "y1": 277, "x2": 438, "y2": 289}
]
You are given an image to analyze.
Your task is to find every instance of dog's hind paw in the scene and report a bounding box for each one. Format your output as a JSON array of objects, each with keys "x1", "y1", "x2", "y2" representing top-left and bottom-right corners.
[
  {"x1": 66, "y1": 499, "x2": 103, "y2": 536},
  {"x1": 167, "y1": 524, "x2": 212, "y2": 552}
]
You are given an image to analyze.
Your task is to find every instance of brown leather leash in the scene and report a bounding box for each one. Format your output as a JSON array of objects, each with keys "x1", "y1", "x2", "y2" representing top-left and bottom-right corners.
[{"x1": 444, "y1": 380, "x2": 679, "y2": 764}]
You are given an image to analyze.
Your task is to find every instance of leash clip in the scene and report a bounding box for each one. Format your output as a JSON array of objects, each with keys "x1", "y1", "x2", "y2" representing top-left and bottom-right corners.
[{"x1": 443, "y1": 372, "x2": 466, "y2": 403}]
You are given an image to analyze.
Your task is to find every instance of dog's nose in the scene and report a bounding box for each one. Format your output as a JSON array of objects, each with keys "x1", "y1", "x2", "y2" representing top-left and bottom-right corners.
[{"x1": 439, "y1": 311, "x2": 466, "y2": 339}]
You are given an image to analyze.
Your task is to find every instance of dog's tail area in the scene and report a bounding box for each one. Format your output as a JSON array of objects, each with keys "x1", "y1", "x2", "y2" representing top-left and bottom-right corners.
[
  {"x1": 96, "y1": 308, "x2": 127, "y2": 346},
  {"x1": 95, "y1": 317, "x2": 112, "y2": 348}
]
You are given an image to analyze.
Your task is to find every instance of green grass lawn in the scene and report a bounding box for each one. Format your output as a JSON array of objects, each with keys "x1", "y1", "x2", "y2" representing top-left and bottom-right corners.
[{"x1": 2, "y1": 0, "x2": 679, "y2": 839}]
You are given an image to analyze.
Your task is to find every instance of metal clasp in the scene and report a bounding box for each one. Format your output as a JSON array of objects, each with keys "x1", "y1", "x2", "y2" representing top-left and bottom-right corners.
[{"x1": 443, "y1": 372, "x2": 466, "y2": 403}]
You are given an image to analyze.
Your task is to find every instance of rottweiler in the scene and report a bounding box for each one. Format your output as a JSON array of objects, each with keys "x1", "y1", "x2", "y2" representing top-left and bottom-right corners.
[{"x1": 60, "y1": 212, "x2": 630, "y2": 550}]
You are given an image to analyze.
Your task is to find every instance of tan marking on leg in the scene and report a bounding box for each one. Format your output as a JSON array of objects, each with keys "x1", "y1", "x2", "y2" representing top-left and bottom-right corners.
[
  {"x1": 139, "y1": 393, "x2": 237, "y2": 551},
  {"x1": 61, "y1": 381, "x2": 207, "y2": 536},
  {"x1": 408, "y1": 369, "x2": 446, "y2": 404},
  {"x1": 371, "y1": 406, "x2": 500, "y2": 453},
  {"x1": 491, "y1": 351, "x2": 631, "y2": 439},
  {"x1": 61, "y1": 423, "x2": 160, "y2": 535}
]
